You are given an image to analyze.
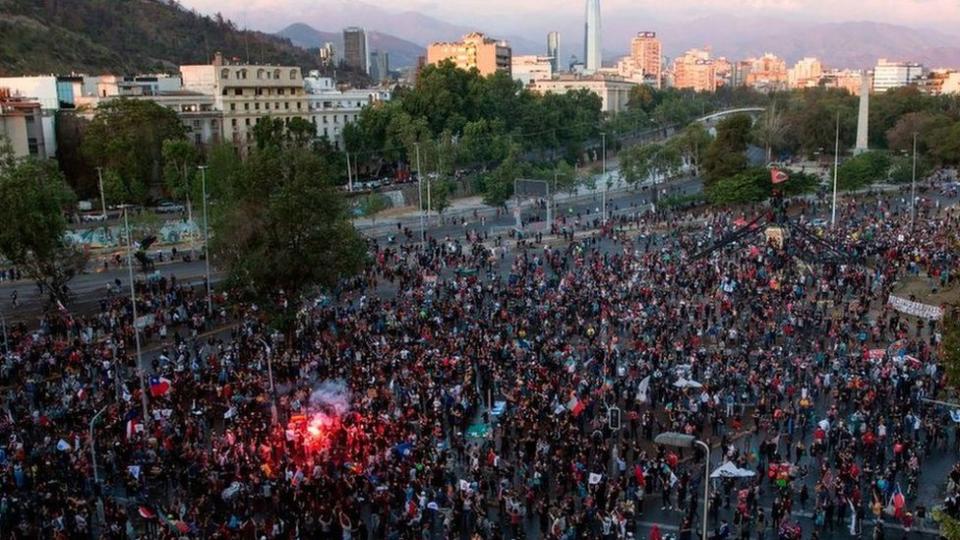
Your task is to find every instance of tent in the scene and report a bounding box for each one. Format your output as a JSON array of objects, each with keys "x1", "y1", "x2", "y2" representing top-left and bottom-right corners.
[{"x1": 710, "y1": 462, "x2": 756, "y2": 479}]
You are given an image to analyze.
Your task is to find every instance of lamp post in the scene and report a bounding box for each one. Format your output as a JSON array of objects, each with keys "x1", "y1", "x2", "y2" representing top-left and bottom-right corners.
[
  {"x1": 0, "y1": 312, "x2": 8, "y2": 354},
  {"x1": 89, "y1": 404, "x2": 109, "y2": 527},
  {"x1": 601, "y1": 132, "x2": 607, "y2": 223},
  {"x1": 655, "y1": 432, "x2": 711, "y2": 540},
  {"x1": 123, "y1": 209, "x2": 150, "y2": 424},
  {"x1": 910, "y1": 131, "x2": 918, "y2": 230},
  {"x1": 415, "y1": 143, "x2": 425, "y2": 243},
  {"x1": 831, "y1": 112, "x2": 840, "y2": 229},
  {"x1": 197, "y1": 165, "x2": 213, "y2": 316},
  {"x1": 258, "y1": 337, "x2": 277, "y2": 425}
]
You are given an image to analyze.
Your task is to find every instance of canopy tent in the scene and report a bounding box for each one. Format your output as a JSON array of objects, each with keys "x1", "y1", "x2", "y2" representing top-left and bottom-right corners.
[{"x1": 710, "y1": 461, "x2": 756, "y2": 479}]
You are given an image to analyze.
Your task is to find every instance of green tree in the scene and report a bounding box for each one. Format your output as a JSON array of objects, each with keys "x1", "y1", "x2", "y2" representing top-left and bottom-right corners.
[
  {"x1": 888, "y1": 154, "x2": 933, "y2": 184},
  {"x1": 835, "y1": 151, "x2": 892, "y2": 191},
  {"x1": 480, "y1": 145, "x2": 521, "y2": 207},
  {"x1": 212, "y1": 145, "x2": 366, "y2": 317},
  {"x1": 667, "y1": 123, "x2": 712, "y2": 176},
  {"x1": 702, "y1": 114, "x2": 752, "y2": 185},
  {"x1": 927, "y1": 122, "x2": 960, "y2": 166},
  {"x1": 0, "y1": 141, "x2": 86, "y2": 307},
  {"x1": 619, "y1": 143, "x2": 681, "y2": 186},
  {"x1": 705, "y1": 167, "x2": 770, "y2": 205},
  {"x1": 82, "y1": 99, "x2": 186, "y2": 204},
  {"x1": 429, "y1": 178, "x2": 454, "y2": 215},
  {"x1": 359, "y1": 193, "x2": 391, "y2": 222},
  {"x1": 944, "y1": 308, "x2": 960, "y2": 390},
  {"x1": 752, "y1": 103, "x2": 788, "y2": 162},
  {"x1": 162, "y1": 139, "x2": 201, "y2": 203}
]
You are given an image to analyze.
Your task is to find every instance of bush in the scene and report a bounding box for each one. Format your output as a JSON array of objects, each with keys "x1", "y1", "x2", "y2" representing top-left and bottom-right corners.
[{"x1": 834, "y1": 151, "x2": 891, "y2": 191}]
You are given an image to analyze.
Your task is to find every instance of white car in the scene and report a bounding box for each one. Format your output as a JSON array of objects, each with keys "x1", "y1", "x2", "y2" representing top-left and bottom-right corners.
[{"x1": 155, "y1": 201, "x2": 185, "y2": 214}]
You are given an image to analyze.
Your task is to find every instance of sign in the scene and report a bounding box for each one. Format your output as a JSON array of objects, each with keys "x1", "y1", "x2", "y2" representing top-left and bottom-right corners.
[{"x1": 887, "y1": 295, "x2": 943, "y2": 320}]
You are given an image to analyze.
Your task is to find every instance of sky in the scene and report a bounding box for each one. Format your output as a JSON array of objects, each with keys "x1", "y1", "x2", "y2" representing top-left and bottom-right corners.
[{"x1": 179, "y1": 0, "x2": 960, "y2": 34}]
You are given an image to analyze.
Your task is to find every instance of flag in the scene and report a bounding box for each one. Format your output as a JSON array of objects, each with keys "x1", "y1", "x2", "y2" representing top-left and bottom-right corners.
[
  {"x1": 138, "y1": 506, "x2": 156, "y2": 519},
  {"x1": 636, "y1": 376, "x2": 651, "y2": 404},
  {"x1": 588, "y1": 472, "x2": 603, "y2": 485},
  {"x1": 149, "y1": 375, "x2": 172, "y2": 397},
  {"x1": 126, "y1": 419, "x2": 142, "y2": 440},
  {"x1": 770, "y1": 168, "x2": 789, "y2": 184},
  {"x1": 56, "y1": 439, "x2": 71, "y2": 452}
]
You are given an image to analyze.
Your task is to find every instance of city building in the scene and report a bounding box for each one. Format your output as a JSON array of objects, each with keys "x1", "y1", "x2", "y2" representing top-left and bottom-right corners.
[
  {"x1": 713, "y1": 57, "x2": 732, "y2": 88},
  {"x1": 671, "y1": 49, "x2": 716, "y2": 92},
  {"x1": 821, "y1": 69, "x2": 867, "y2": 95},
  {"x1": 873, "y1": 59, "x2": 924, "y2": 92},
  {"x1": 427, "y1": 33, "x2": 512, "y2": 76},
  {"x1": 584, "y1": 0, "x2": 602, "y2": 73},
  {"x1": 529, "y1": 73, "x2": 634, "y2": 113},
  {"x1": 547, "y1": 32, "x2": 560, "y2": 74},
  {"x1": 180, "y1": 53, "x2": 307, "y2": 151},
  {"x1": 0, "y1": 75, "x2": 84, "y2": 156},
  {"x1": 0, "y1": 89, "x2": 47, "y2": 159},
  {"x1": 744, "y1": 53, "x2": 787, "y2": 92},
  {"x1": 82, "y1": 74, "x2": 182, "y2": 98},
  {"x1": 369, "y1": 51, "x2": 390, "y2": 83},
  {"x1": 303, "y1": 72, "x2": 390, "y2": 149},
  {"x1": 318, "y1": 42, "x2": 336, "y2": 67},
  {"x1": 511, "y1": 55, "x2": 554, "y2": 86},
  {"x1": 918, "y1": 69, "x2": 960, "y2": 95},
  {"x1": 343, "y1": 27, "x2": 369, "y2": 74},
  {"x1": 629, "y1": 31, "x2": 662, "y2": 88},
  {"x1": 787, "y1": 57, "x2": 824, "y2": 89}
]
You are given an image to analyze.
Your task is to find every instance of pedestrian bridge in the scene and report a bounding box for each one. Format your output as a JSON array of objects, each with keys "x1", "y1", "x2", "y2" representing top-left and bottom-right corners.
[{"x1": 695, "y1": 107, "x2": 766, "y2": 125}]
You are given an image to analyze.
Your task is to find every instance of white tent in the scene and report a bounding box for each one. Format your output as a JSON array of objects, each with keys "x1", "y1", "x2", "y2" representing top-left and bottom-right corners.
[{"x1": 710, "y1": 462, "x2": 756, "y2": 479}]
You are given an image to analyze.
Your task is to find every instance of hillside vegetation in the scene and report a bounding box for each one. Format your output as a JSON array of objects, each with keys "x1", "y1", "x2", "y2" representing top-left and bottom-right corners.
[{"x1": 0, "y1": 0, "x2": 320, "y2": 75}]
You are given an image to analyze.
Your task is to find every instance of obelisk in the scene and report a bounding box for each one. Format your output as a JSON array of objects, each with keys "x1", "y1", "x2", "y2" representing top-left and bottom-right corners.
[{"x1": 854, "y1": 71, "x2": 870, "y2": 154}]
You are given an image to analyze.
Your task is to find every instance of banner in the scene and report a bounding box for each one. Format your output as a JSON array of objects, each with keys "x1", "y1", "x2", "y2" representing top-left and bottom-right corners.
[{"x1": 887, "y1": 295, "x2": 943, "y2": 320}]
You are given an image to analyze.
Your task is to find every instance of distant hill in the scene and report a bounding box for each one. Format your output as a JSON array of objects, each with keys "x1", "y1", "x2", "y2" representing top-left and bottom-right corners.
[
  {"x1": 0, "y1": 0, "x2": 321, "y2": 76},
  {"x1": 277, "y1": 23, "x2": 425, "y2": 69}
]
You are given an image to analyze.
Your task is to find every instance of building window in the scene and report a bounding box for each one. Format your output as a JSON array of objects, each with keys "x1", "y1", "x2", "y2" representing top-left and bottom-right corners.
[
  {"x1": 244, "y1": 103, "x2": 249, "y2": 110},
  {"x1": 278, "y1": 88, "x2": 285, "y2": 96},
  {"x1": 265, "y1": 103, "x2": 270, "y2": 110},
  {"x1": 27, "y1": 138, "x2": 38, "y2": 156},
  {"x1": 257, "y1": 68, "x2": 265, "y2": 79},
  {"x1": 238, "y1": 69, "x2": 247, "y2": 79},
  {"x1": 290, "y1": 69, "x2": 298, "y2": 80},
  {"x1": 245, "y1": 118, "x2": 250, "y2": 126},
  {"x1": 195, "y1": 133, "x2": 202, "y2": 145},
  {"x1": 234, "y1": 88, "x2": 243, "y2": 96},
  {"x1": 255, "y1": 103, "x2": 260, "y2": 110},
  {"x1": 193, "y1": 120, "x2": 200, "y2": 128},
  {"x1": 231, "y1": 119, "x2": 238, "y2": 127},
  {"x1": 323, "y1": 127, "x2": 328, "y2": 136},
  {"x1": 296, "y1": 102, "x2": 302, "y2": 110},
  {"x1": 230, "y1": 104, "x2": 236, "y2": 111},
  {"x1": 273, "y1": 69, "x2": 281, "y2": 79},
  {"x1": 221, "y1": 69, "x2": 230, "y2": 79}
]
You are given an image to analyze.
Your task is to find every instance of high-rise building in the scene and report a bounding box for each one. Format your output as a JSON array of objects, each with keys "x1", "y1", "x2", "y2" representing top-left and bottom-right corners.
[
  {"x1": 318, "y1": 42, "x2": 336, "y2": 67},
  {"x1": 547, "y1": 32, "x2": 560, "y2": 74},
  {"x1": 512, "y1": 55, "x2": 554, "y2": 85},
  {"x1": 584, "y1": 0, "x2": 601, "y2": 73},
  {"x1": 873, "y1": 58, "x2": 924, "y2": 92},
  {"x1": 787, "y1": 57, "x2": 823, "y2": 89},
  {"x1": 744, "y1": 53, "x2": 787, "y2": 92},
  {"x1": 369, "y1": 51, "x2": 390, "y2": 82},
  {"x1": 629, "y1": 31, "x2": 661, "y2": 88},
  {"x1": 427, "y1": 33, "x2": 512, "y2": 76},
  {"x1": 671, "y1": 49, "x2": 716, "y2": 92},
  {"x1": 343, "y1": 27, "x2": 369, "y2": 74}
]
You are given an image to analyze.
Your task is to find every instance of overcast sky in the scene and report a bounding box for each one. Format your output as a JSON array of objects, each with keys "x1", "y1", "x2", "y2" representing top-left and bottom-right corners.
[{"x1": 179, "y1": 0, "x2": 960, "y2": 33}]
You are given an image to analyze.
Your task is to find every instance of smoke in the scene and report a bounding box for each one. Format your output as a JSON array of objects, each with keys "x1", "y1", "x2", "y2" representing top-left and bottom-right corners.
[{"x1": 309, "y1": 379, "x2": 352, "y2": 416}]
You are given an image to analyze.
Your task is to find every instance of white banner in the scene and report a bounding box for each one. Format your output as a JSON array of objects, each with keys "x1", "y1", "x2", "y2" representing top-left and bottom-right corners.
[{"x1": 887, "y1": 295, "x2": 943, "y2": 320}]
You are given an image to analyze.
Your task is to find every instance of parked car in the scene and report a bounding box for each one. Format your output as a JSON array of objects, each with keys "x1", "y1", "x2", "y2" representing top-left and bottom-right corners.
[{"x1": 155, "y1": 201, "x2": 185, "y2": 214}]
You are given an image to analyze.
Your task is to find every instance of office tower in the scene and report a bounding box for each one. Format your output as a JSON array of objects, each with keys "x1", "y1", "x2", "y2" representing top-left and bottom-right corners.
[
  {"x1": 630, "y1": 31, "x2": 661, "y2": 88},
  {"x1": 873, "y1": 58, "x2": 924, "y2": 92},
  {"x1": 369, "y1": 51, "x2": 390, "y2": 82},
  {"x1": 343, "y1": 27, "x2": 369, "y2": 74},
  {"x1": 547, "y1": 32, "x2": 560, "y2": 74},
  {"x1": 584, "y1": 0, "x2": 601, "y2": 73},
  {"x1": 318, "y1": 42, "x2": 336, "y2": 67}
]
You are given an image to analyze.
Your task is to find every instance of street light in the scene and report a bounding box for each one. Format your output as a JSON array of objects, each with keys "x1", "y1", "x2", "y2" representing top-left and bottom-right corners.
[
  {"x1": 655, "y1": 432, "x2": 711, "y2": 540},
  {"x1": 89, "y1": 404, "x2": 110, "y2": 526},
  {"x1": 0, "y1": 312, "x2": 8, "y2": 354},
  {"x1": 196, "y1": 165, "x2": 213, "y2": 316},
  {"x1": 911, "y1": 131, "x2": 918, "y2": 230},
  {"x1": 123, "y1": 208, "x2": 150, "y2": 424},
  {"x1": 257, "y1": 337, "x2": 277, "y2": 425},
  {"x1": 601, "y1": 132, "x2": 607, "y2": 224}
]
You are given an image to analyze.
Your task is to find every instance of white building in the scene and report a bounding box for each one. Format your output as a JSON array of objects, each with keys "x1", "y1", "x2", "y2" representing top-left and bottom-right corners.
[
  {"x1": 530, "y1": 74, "x2": 634, "y2": 113},
  {"x1": 511, "y1": 56, "x2": 553, "y2": 86},
  {"x1": 0, "y1": 75, "x2": 84, "y2": 156},
  {"x1": 82, "y1": 74, "x2": 182, "y2": 98},
  {"x1": 303, "y1": 72, "x2": 390, "y2": 149},
  {"x1": 583, "y1": 0, "x2": 602, "y2": 74},
  {"x1": 873, "y1": 59, "x2": 924, "y2": 93}
]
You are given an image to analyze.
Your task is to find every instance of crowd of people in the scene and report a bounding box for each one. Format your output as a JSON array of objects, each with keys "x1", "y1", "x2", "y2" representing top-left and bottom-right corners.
[{"x1": 0, "y1": 181, "x2": 958, "y2": 540}]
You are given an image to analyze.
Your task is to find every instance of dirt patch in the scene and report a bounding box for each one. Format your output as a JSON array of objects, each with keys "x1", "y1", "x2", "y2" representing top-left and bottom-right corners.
[{"x1": 891, "y1": 275, "x2": 960, "y2": 307}]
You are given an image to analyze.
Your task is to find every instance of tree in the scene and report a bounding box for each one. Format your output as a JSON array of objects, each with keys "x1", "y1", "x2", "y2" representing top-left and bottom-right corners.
[
  {"x1": 480, "y1": 145, "x2": 521, "y2": 207},
  {"x1": 429, "y1": 178, "x2": 454, "y2": 215},
  {"x1": 0, "y1": 141, "x2": 86, "y2": 307},
  {"x1": 667, "y1": 123, "x2": 712, "y2": 176},
  {"x1": 942, "y1": 308, "x2": 960, "y2": 391},
  {"x1": 888, "y1": 154, "x2": 933, "y2": 184},
  {"x1": 82, "y1": 99, "x2": 186, "y2": 204},
  {"x1": 162, "y1": 138, "x2": 200, "y2": 203},
  {"x1": 359, "y1": 193, "x2": 390, "y2": 222},
  {"x1": 702, "y1": 114, "x2": 752, "y2": 185},
  {"x1": 835, "y1": 151, "x2": 892, "y2": 191},
  {"x1": 211, "y1": 145, "x2": 366, "y2": 316},
  {"x1": 705, "y1": 168, "x2": 770, "y2": 205},
  {"x1": 619, "y1": 143, "x2": 681, "y2": 187},
  {"x1": 752, "y1": 103, "x2": 788, "y2": 162},
  {"x1": 927, "y1": 122, "x2": 960, "y2": 166}
]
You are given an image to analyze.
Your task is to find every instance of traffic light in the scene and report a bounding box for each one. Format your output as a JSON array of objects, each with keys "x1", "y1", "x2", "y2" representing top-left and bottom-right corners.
[{"x1": 608, "y1": 407, "x2": 621, "y2": 430}]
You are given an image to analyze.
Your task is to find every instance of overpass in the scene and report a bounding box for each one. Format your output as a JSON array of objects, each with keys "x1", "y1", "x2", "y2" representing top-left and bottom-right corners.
[{"x1": 695, "y1": 107, "x2": 766, "y2": 126}]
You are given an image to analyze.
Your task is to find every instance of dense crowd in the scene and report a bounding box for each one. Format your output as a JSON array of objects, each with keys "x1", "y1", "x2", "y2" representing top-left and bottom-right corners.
[{"x1": 0, "y1": 182, "x2": 958, "y2": 540}]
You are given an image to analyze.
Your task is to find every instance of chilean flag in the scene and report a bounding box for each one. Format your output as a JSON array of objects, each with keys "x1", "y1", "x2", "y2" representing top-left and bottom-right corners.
[
  {"x1": 770, "y1": 168, "x2": 789, "y2": 184},
  {"x1": 149, "y1": 375, "x2": 172, "y2": 397}
]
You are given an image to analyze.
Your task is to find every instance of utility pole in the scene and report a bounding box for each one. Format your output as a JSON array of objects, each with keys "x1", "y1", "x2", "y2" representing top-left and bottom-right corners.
[
  {"x1": 346, "y1": 152, "x2": 353, "y2": 192},
  {"x1": 0, "y1": 312, "x2": 7, "y2": 354},
  {"x1": 89, "y1": 404, "x2": 109, "y2": 528},
  {"x1": 415, "y1": 143, "x2": 425, "y2": 242},
  {"x1": 831, "y1": 112, "x2": 840, "y2": 229},
  {"x1": 96, "y1": 166, "x2": 108, "y2": 220},
  {"x1": 197, "y1": 166, "x2": 213, "y2": 316},
  {"x1": 123, "y1": 209, "x2": 150, "y2": 424},
  {"x1": 911, "y1": 131, "x2": 918, "y2": 229},
  {"x1": 601, "y1": 132, "x2": 607, "y2": 223}
]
